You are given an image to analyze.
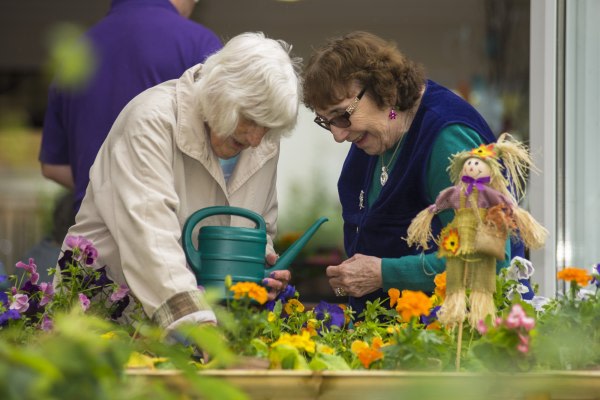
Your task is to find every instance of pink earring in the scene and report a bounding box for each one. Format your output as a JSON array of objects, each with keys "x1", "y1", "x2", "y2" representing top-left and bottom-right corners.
[{"x1": 389, "y1": 108, "x2": 397, "y2": 120}]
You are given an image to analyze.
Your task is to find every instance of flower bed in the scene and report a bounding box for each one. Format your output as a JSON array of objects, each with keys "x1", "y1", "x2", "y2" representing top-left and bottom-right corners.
[{"x1": 1, "y1": 237, "x2": 600, "y2": 399}]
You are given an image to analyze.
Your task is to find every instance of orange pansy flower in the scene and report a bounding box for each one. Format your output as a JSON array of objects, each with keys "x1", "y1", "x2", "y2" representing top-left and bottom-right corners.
[
  {"x1": 395, "y1": 290, "x2": 433, "y2": 323},
  {"x1": 434, "y1": 272, "x2": 447, "y2": 299},
  {"x1": 469, "y1": 143, "x2": 496, "y2": 159},
  {"x1": 441, "y1": 228, "x2": 460, "y2": 254},
  {"x1": 388, "y1": 288, "x2": 401, "y2": 307},
  {"x1": 229, "y1": 281, "x2": 268, "y2": 304},
  {"x1": 557, "y1": 267, "x2": 592, "y2": 287}
]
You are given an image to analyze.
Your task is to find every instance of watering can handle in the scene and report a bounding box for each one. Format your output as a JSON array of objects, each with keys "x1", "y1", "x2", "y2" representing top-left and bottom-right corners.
[{"x1": 182, "y1": 206, "x2": 267, "y2": 270}]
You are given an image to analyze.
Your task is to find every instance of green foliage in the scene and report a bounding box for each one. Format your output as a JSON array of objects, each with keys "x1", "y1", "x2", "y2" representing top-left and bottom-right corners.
[
  {"x1": 533, "y1": 287, "x2": 600, "y2": 370},
  {"x1": 45, "y1": 23, "x2": 96, "y2": 90}
]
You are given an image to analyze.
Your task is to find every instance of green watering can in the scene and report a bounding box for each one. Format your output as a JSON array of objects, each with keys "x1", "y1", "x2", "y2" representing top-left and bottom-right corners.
[{"x1": 182, "y1": 206, "x2": 328, "y2": 297}]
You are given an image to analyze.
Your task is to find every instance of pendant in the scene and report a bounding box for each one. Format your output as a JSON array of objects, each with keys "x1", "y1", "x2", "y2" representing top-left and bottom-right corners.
[{"x1": 380, "y1": 167, "x2": 389, "y2": 186}]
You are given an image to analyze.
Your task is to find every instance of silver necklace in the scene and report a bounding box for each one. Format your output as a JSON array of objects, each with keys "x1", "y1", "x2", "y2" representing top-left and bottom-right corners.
[{"x1": 380, "y1": 135, "x2": 403, "y2": 186}]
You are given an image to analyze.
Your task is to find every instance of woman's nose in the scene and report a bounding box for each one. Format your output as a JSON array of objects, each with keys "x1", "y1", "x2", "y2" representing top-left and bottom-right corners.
[
  {"x1": 247, "y1": 127, "x2": 269, "y2": 147},
  {"x1": 330, "y1": 126, "x2": 350, "y2": 143}
]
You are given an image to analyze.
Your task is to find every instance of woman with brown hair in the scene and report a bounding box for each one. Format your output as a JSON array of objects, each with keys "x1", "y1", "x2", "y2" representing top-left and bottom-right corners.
[{"x1": 302, "y1": 31, "x2": 515, "y2": 318}]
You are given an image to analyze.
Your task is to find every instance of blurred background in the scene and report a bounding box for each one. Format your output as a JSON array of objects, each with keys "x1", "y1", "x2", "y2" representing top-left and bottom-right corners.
[{"x1": 9, "y1": 0, "x2": 587, "y2": 302}]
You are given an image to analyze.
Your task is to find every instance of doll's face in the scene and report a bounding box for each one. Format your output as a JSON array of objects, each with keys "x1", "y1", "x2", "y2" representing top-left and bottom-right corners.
[{"x1": 462, "y1": 157, "x2": 491, "y2": 179}]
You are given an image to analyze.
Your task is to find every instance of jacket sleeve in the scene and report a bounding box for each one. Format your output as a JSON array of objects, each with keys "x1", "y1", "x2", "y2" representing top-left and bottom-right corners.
[
  {"x1": 94, "y1": 111, "x2": 214, "y2": 328},
  {"x1": 262, "y1": 147, "x2": 280, "y2": 256}
]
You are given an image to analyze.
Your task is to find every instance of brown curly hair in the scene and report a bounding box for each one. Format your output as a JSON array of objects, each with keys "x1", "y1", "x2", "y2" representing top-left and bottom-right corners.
[{"x1": 303, "y1": 31, "x2": 425, "y2": 112}]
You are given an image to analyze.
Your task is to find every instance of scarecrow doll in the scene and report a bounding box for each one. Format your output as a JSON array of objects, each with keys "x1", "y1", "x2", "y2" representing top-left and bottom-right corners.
[{"x1": 406, "y1": 133, "x2": 547, "y2": 329}]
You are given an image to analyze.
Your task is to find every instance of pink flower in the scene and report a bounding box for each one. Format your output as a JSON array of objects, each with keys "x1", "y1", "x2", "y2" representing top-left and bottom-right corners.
[
  {"x1": 476, "y1": 319, "x2": 488, "y2": 335},
  {"x1": 505, "y1": 304, "x2": 536, "y2": 331},
  {"x1": 41, "y1": 315, "x2": 53, "y2": 331},
  {"x1": 79, "y1": 293, "x2": 90, "y2": 312},
  {"x1": 65, "y1": 235, "x2": 99, "y2": 265},
  {"x1": 15, "y1": 258, "x2": 39, "y2": 284},
  {"x1": 110, "y1": 285, "x2": 129, "y2": 302},
  {"x1": 517, "y1": 343, "x2": 529, "y2": 353},
  {"x1": 39, "y1": 282, "x2": 55, "y2": 307},
  {"x1": 10, "y1": 293, "x2": 30, "y2": 313}
]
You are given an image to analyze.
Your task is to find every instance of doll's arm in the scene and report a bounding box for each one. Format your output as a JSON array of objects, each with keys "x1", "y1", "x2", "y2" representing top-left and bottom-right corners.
[
  {"x1": 431, "y1": 186, "x2": 460, "y2": 213},
  {"x1": 513, "y1": 208, "x2": 548, "y2": 250}
]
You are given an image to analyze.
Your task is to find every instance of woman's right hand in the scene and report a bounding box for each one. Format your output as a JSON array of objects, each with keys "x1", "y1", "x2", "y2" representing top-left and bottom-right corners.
[{"x1": 326, "y1": 253, "x2": 383, "y2": 297}]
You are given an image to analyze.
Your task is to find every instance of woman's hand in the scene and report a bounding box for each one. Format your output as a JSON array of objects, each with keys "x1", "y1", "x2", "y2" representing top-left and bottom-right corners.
[
  {"x1": 326, "y1": 253, "x2": 383, "y2": 297},
  {"x1": 263, "y1": 253, "x2": 291, "y2": 301}
]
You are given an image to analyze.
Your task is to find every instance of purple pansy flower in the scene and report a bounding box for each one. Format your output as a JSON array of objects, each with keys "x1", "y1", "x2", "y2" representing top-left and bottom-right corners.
[
  {"x1": 10, "y1": 293, "x2": 30, "y2": 313},
  {"x1": 110, "y1": 285, "x2": 129, "y2": 302},
  {"x1": 15, "y1": 258, "x2": 39, "y2": 284},
  {"x1": 41, "y1": 315, "x2": 53, "y2": 331},
  {"x1": 19, "y1": 280, "x2": 44, "y2": 317},
  {"x1": 0, "y1": 291, "x2": 21, "y2": 325},
  {"x1": 39, "y1": 282, "x2": 55, "y2": 307},
  {"x1": 79, "y1": 293, "x2": 90, "y2": 312},
  {"x1": 591, "y1": 263, "x2": 600, "y2": 287},
  {"x1": 420, "y1": 305, "x2": 441, "y2": 325},
  {"x1": 65, "y1": 235, "x2": 99, "y2": 265},
  {"x1": 314, "y1": 301, "x2": 345, "y2": 329},
  {"x1": 265, "y1": 284, "x2": 296, "y2": 311}
]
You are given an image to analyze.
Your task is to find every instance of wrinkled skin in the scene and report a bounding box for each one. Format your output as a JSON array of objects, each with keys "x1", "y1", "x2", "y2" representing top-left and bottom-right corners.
[{"x1": 326, "y1": 253, "x2": 383, "y2": 297}]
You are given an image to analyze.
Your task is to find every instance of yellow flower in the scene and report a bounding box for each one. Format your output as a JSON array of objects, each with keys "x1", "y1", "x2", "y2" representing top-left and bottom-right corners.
[
  {"x1": 100, "y1": 331, "x2": 117, "y2": 340},
  {"x1": 126, "y1": 352, "x2": 168, "y2": 370},
  {"x1": 351, "y1": 340, "x2": 369, "y2": 354},
  {"x1": 272, "y1": 331, "x2": 315, "y2": 354},
  {"x1": 302, "y1": 318, "x2": 319, "y2": 337},
  {"x1": 395, "y1": 290, "x2": 433, "y2": 323},
  {"x1": 434, "y1": 272, "x2": 447, "y2": 299},
  {"x1": 469, "y1": 143, "x2": 496, "y2": 159},
  {"x1": 386, "y1": 325, "x2": 401, "y2": 335},
  {"x1": 557, "y1": 267, "x2": 592, "y2": 287},
  {"x1": 284, "y1": 298, "x2": 305, "y2": 315},
  {"x1": 318, "y1": 344, "x2": 335, "y2": 355},
  {"x1": 267, "y1": 311, "x2": 277, "y2": 322},
  {"x1": 441, "y1": 228, "x2": 460, "y2": 254},
  {"x1": 229, "y1": 281, "x2": 268, "y2": 304},
  {"x1": 388, "y1": 288, "x2": 400, "y2": 307}
]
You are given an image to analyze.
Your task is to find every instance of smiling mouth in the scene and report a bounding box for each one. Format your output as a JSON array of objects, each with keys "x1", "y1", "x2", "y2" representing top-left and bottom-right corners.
[{"x1": 351, "y1": 133, "x2": 365, "y2": 143}]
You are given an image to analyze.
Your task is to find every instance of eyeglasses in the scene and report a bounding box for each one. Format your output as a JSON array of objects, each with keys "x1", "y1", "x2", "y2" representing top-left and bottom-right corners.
[{"x1": 314, "y1": 87, "x2": 366, "y2": 131}]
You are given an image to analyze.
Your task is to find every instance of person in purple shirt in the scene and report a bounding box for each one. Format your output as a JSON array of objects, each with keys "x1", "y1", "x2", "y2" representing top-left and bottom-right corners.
[{"x1": 40, "y1": 0, "x2": 222, "y2": 211}]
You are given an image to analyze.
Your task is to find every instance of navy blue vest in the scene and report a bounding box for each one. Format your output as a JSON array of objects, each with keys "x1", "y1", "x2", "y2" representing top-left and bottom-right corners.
[{"x1": 338, "y1": 80, "x2": 496, "y2": 316}]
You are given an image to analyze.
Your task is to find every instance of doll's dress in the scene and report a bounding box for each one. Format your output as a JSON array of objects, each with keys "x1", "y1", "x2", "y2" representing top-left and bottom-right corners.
[{"x1": 437, "y1": 189, "x2": 497, "y2": 296}]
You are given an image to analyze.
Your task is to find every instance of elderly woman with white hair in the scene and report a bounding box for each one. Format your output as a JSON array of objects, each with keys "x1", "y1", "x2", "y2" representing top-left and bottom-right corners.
[{"x1": 60, "y1": 32, "x2": 301, "y2": 330}]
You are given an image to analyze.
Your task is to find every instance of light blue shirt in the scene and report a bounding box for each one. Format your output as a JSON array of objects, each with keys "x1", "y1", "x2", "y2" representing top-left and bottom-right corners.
[{"x1": 219, "y1": 154, "x2": 240, "y2": 182}]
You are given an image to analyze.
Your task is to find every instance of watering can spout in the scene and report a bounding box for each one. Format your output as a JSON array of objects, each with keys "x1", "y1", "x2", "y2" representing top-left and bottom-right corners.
[{"x1": 268, "y1": 217, "x2": 329, "y2": 273}]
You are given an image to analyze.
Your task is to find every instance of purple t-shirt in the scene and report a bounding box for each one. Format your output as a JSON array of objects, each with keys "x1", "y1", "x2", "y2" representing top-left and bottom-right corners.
[{"x1": 40, "y1": 0, "x2": 222, "y2": 211}]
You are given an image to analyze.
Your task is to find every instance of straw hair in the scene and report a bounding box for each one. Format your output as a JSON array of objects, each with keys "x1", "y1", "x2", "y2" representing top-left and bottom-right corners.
[
  {"x1": 405, "y1": 207, "x2": 436, "y2": 250},
  {"x1": 447, "y1": 132, "x2": 537, "y2": 203},
  {"x1": 468, "y1": 290, "x2": 496, "y2": 328},
  {"x1": 437, "y1": 289, "x2": 466, "y2": 328},
  {"x1": 513, "y1": 208, "x2": 548, "y2": 249}
]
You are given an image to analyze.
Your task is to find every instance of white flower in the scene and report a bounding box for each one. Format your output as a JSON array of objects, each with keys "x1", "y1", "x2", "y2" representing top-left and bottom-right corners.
[
  {"x1": 507, "y1": 256, "x2": 535, "y2": 280},
  {"x1": 525, "y1": 295, "x2": 551, "y2": 312}
]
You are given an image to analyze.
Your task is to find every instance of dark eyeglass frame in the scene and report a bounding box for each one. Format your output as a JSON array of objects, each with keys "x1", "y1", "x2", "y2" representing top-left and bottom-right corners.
[{"x1": 314, "y1": 87, "x2": 367, "y2": 131}]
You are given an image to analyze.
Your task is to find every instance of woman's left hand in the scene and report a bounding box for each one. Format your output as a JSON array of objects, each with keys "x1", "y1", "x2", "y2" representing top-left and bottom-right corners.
[
  {"x1": 326, "y1": 253, "x2": 383, "y2": 297},
  {"x1": 263, "y1": 253, "x2": 291, "y2": 300}
]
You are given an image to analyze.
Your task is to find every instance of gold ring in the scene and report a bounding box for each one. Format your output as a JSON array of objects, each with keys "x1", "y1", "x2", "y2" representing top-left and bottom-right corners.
[{"x1": 335, "y1": 287, "x2": 346, "y2": 297}]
